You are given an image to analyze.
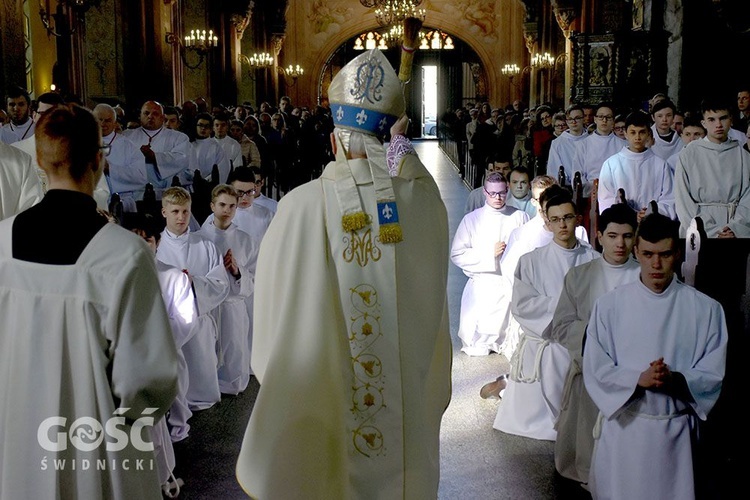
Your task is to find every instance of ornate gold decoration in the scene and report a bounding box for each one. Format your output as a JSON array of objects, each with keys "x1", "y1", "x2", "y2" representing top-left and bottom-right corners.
[
  {"x1": 270, "y1": 33, "x2": 285, "y2": 57},
  {"x1": 343, "y1": 228, "x2": 382, "y2": 267},
  {"x1": 553, "y1": 7, "x2": 577, "y2": 38},
  {"x1": 348, "y1": 285, "x2": 387, "y2": 457},
  {"x1": 523, "y1": 22, "x2": 538, "y2": 54}
]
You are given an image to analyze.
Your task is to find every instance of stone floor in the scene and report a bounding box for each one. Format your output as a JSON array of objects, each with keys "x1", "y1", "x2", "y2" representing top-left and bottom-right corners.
[{"x1": 172, "y1": 140, "x2": 590, "y2": 499}]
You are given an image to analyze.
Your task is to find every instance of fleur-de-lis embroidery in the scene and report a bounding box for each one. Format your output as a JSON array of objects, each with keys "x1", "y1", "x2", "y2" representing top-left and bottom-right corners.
[{"x1": 356, "y1": 109, "x2": 368, "y2": 125}]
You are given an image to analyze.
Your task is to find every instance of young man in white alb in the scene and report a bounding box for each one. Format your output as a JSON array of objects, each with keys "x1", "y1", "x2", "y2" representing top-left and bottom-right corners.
[
  {"x1": 494, "y1": 189, "x2": 599, "y2": 440},
  {"x1": 584, "y1": 213, "x2": 727, "y2": 500},
  {"x1": 199, "y1": 184, "x2": 259, "y2": 394},
  {"x1": 598, "y1": 111, "x2": 675, "y2": 221},
  {"x1": 452, "y1": 172, "x2": 528, "y2": 356},
  {"x1": 549, "y1": 204, "x2": 640, "y2": 484},
  {"x1": 674, "y1": 96, "x2": 750, "y2": 237},
  {"x1": 157, "y1": 187, "x2": 229, "y2": 410}
]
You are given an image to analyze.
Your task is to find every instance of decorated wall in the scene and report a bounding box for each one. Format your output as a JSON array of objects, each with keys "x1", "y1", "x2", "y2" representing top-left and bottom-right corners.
[{"x1": 278, "y1": 0, "x2": 528, "y2": 109}]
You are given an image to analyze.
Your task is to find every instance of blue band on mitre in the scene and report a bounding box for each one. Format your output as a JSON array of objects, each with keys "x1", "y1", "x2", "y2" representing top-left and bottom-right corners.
[{"x1": 332, "y1": 104, "x2": 397, "y2": 136}]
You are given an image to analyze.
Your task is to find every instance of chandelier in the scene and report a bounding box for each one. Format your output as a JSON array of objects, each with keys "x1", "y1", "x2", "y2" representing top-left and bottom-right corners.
[
  {"x1": 358, "y1": 0, "x2": 423, "y2": 9},
  {"x1": 374, "y1": 0, "x2": 426, "y2": 27}
]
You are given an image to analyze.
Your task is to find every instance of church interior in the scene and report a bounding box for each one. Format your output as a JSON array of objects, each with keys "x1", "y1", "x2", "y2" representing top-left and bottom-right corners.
[{"x1": 2, "y1": 1, "x2": 749, "y2": 499}]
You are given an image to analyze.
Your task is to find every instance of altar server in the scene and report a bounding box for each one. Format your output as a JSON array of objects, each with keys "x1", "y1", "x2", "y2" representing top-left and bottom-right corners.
[
  {"x1": 452, "y1": 172, "x2": 528, "y2": 355},
  {"x1": 156, "y1": 187, "x2": 229, "y2": 410},
  {"x1": 494, "y1": 189, "x2": 599, "y2": 440},
  {"x1": 584, "y1": 213, "x2": 727, "y2": 500},
  {"x1": 200, "y1": 184, "x2": 259, "y2": 393},
  {"x1": 598, "y1": 111, "x2": 675, "y2": 220},
  {"x1": 571, "y1": 102, "x2": 626, "y2": 196},
  {"x1": 674, "y1": 96, "x2": 750, "y2": 237},
  {"x1": 549, "y1": 204, "x2": 639, "y2": 483}
]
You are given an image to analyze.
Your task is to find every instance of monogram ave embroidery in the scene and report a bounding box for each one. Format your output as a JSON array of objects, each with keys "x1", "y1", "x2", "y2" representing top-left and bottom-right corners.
[{"x1": 343, "y1": 228, "x2": 382, "y2": 267}]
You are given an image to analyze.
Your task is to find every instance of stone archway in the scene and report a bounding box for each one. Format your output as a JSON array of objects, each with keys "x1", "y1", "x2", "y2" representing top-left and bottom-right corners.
[{"x1": 281, "y1": 1, "x2": 528, "y2": 109}]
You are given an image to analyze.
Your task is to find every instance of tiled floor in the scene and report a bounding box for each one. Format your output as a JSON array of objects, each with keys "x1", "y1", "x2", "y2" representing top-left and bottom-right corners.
[{"x1": 174, "y1": 140, "x2": 588, "y2": 499}]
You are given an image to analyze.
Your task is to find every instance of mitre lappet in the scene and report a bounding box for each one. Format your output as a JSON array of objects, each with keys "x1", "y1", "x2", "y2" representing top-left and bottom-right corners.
[{"x1": 328, "y1": 49, "x2": 405, "y2": 243}]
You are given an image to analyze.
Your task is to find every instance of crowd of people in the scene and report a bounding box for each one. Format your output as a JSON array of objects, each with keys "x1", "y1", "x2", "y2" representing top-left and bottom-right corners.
[
  {"x1": 451, "y1": 89, "x2": 748, "y2": 498},
  {"x1": 0, "y1": 68, "x2": 745, "y2": 498}
]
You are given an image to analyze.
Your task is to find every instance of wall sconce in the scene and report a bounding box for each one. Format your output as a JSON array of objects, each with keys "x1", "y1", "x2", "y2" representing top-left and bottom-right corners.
[
  {"x1": 502, "y1": 62, "x2": 531, "y2": 89},
  {"x1": 531, "y1": 52, "x2": 555, "y2": 70},
  {"x1": 280, "y1": 64, "x2": 305, "y2": 87},
  {"x1": 239, "y1": 52, "x2": 275, "y2": 80},
  {"x1": 165, "y1": 28, "x2": 219, "y2": 70},
  {"x1": 39, "y1": 0, "x2": 102, "y2": 37}
]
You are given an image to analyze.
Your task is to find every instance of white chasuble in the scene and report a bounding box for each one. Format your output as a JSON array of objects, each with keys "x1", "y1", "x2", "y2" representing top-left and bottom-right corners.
[
  {"x1": 237, "y1": 154, "x2": 451, "y2": 499},
  {"x1": 584, "y1": 279, "x2": 727, "y2": 500}
]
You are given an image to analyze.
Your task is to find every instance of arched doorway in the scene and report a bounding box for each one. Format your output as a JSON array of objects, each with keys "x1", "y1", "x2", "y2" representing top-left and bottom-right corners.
[{"x1": 318, "y1": 27, "x2": 487, "y2": 139}]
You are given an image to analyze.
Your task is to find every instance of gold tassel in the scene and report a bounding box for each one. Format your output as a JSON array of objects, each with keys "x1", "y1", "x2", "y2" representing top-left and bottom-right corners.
[
  {"x1": 379, "y1": 224, "x2": 403, "y2": 243},
  {"x1": 342, "y1": 212, "x2": 369, "y2": 232}
]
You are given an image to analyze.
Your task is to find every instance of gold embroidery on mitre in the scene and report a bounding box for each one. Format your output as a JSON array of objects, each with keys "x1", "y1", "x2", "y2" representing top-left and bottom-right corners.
[
  {"x1": 348, "y1": 284, "x2": 387, "y2": 457},
  {"x1": 343, "y1": 228, "x2": 382, "y2": 267}
]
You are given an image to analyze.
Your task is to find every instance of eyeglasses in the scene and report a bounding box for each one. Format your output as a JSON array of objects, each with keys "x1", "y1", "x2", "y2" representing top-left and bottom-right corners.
[
  {"x1": 99, "y1": 145, "x2": 111, "y2": 157},
  {"x1": 595, "y1": 115, "x2": 614, "y2": 121},
  {"x1": 196, "y1": 122, "x2": 212, "y2": 129},
  {"x1": 547, "y1": 214, "x2": 577, "y2": 225},
  {"x1": 554, "y1": 124, "x2": 567, "y2": 129},
  {"x1": 567, "y1": 116, "x2": 583, "y2": 122},
  {"x1": 237, "y1": 189, "x2": 257, "y2": 197},
  {"x1": 614, "y1": 125, "x2": 625, "y2": 131},
  {"x1": 484, "y1": 188, "x2": 507, "y2": 199}
]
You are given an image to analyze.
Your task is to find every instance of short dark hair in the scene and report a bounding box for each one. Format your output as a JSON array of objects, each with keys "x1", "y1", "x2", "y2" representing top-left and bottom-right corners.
[
  {"x1": 683, "y1": 115, "x2": 705, "y2": 131},
  {"x1": 651, "y1": 99, "x2": 676, "y2": 116},
  {"x1": 213, "y1": 112, "x2": 232, "y2": 124},
  {"x1": 228, "y1": 166, "x2": 255, "y2": 184},
  {"x1": 195, "y1": 112, "x2": 213, "y2": 124},
  {"x1": 701, "y1": 96, "x2": 733, "y2": 116},
  {"x1": 6, "y1": 86, "x2": 30, "y2": 105},
  {"x1": 35, "y1": 104, "x2": 100, "y2": 181},
  {"x1": 598, "y1": 204, "x2": 637, "y2": 233},
  {"x1": 509, "y1": 166, "x2": 530, "y2": 180},
  {"x1": 595, "y1": 101, "x2": 615, "y2": 115},
  {"x1": 163, "y1": 106, "x2": 179, "y2": 117},
  {"x1": 635, "y1": 213, "x2": 679, "y2": 248},
  {"x1": 491, "y1": 152, "x2": 513, "y2": 165},
  {"x1": 37, "y1": 92, "x2": 65, "y2": 106},
  {"x1": 565, "y1": 104, "x2": 583, "y2": 115},
  {"x1": 249, "y1": 166, "x2": 265, "y2": 181},
  {"x1": 543, "y1": 186, "x2": 576, "y2": 214},
  {"x1": 539, "y1": 184, "x2": 566, "y2": 209},
  {"x1": 625, "y1": 110, "x2": 652, "y2": 130}
]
